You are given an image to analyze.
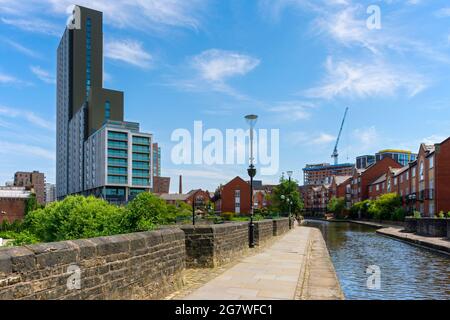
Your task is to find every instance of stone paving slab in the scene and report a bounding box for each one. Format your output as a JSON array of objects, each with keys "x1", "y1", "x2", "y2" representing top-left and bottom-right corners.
[
  {"x1": 182, "y1": 226, "x2": 343, "y2": 300},
  {"x1": 377, "y1": 227, "x2": 450, "y2": 255}
]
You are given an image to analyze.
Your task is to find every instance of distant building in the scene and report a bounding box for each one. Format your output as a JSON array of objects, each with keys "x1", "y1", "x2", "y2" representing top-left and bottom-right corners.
[
  {"x1": 302, "y1": 163, "x2": 355, "y2": 186},
  {"x1": 152, "y1": 176, "x2": 170, "y2": 194},
  {"x1": 0, "y1": 187, "x2": 32, "y2": 223},
  {"x1": 56, "y1": 6, "x2": 157, "y2": 203},
  {"x1": 159, "y1": 189, "x2": 211, "y2": 212},
  {"x1": 45, "y1": 183, "x2": 56, "y2": 204},
  {"x1": 214, "y1": 177, "x2": 251, "y2": 214},
  {"x1": 14, "y1": 171, "x2": 46, "y2": 205},
  {"x1": 356, "y1": 155, "x2": 376, "y2": 169},
  {"x1": 152, "y1": 143, "x2": 161, "y2": 177},
  {"x1": 375, "y1": 149, "x2": 417, "y2": 167}
]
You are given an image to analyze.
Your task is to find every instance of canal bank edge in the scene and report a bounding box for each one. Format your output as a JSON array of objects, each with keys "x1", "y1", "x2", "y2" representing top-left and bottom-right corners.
[
  {"x1": 347, "y1": 219, "x2": 450, "y2": 257},
  {"x1": 295, "y1": 228, "x2": 345, "y2": 300},
  {"x1": 376, "y1": 228, "x2": 450, "y2": 256}
]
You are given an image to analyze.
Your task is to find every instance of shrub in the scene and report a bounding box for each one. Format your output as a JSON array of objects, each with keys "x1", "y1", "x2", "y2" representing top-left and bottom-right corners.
[
  {"x1": 220, "y1": 212, "x2": 235, "y2": 221},
  {"x1": 413, "y1": 211, "x2": 421, "y2": 219},
  {"x1": 125, "y1": 192, "x2": 168, "y2": 230},
  {"x1": 447, "y1": 212, "x2": 450, "y2": 218},
  {"x1": 392, "y1": 208, "x2": 407, "y2": 221},
  {"x1": 0, "y1": 230, "x2": 40, "y2": 246},
  {"x1": 24, "y1": 195, "x2": 127, "y2": 243},
  {"x1": 327, "y1": 197, "x2": 346, "y2": 218}
]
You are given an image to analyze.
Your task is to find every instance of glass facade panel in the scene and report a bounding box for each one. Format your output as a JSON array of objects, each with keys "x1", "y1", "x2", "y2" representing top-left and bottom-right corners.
[
  {"x1": 108, "y1": 166, "x2": 127, "y2": 175},
  {"x1": 108, "y1": 131, "x2": 128, "y2": 141},
  {"x1": 132, "y1": 178, "x2": 150, "y2": 186},
  {"x1": 108, "y1": 140, "x2": 127, "y2": 149},
  {"x1": 108, "y1": 149, "x2": 128, "y2": 158},
  {"x1": 132, "y1": 136, "x2": 149, "y2": 145},
  {"x1": 132, "y1": 145, "x2": 150, "y2": 153},
  {"x1": 108, "y1": 175, "x2": 127, "y2": 184},
  {"x1": 132, "y1": 153, "x2": 149, "y2": 161},
  {"x1": 132, "y1": 169, "x2": 149, "y2": 177},
  {"x1": 105, "y1": 101, "x2": 111, "y2": 120},
  {"x1": 132, "y1": 161, "x2": 149, "y2": 169},
  {"x1": 108, "y1": 158, "x2": 127, "y2": 167}
]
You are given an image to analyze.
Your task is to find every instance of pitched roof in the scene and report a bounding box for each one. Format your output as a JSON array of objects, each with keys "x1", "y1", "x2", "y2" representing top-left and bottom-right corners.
[
  {"x1": 333, "y1": 175, "x2": 352, "y2": 186},
  {"x1": 370, "y1": 174, "x2": 387, "y2": 186},
  {"x1": 159, "y1": 193, "x2": 189, "y2": 201},
  {"x1": 394, "y1": 165, "x2": 409, "y2": 176}
]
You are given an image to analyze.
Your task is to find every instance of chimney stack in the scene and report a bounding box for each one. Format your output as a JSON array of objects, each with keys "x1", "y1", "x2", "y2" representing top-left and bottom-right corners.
[{"x1": 179, "y1": 175, "x2": 183, "y2": 194}]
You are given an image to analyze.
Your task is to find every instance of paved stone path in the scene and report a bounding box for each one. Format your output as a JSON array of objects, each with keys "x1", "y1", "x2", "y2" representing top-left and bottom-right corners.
[
  {"x1": 377, "y1": 227, "x2": 450, "y2": 255},
  {"x1": 182, "y1": 226, "x2": 343, "y2": 300}
]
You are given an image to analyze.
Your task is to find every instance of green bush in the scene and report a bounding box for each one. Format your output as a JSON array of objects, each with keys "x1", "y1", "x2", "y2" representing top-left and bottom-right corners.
[
  {"x1": 0, "y1": 230, "x2": 40, "y2": 246},
  {"x1": 24, "y1": 195, "x2": 127, "y2": 243},
  {"x1": 413, "y1": 211, "x2": 421, "y2": 219},
  {"x1": 220, "y1": 212, "x2": 235, "y2": 221},
  {"x1": 327, "y1": 197, "x2": 346, "y2": 218},
  {"x1": 437, "y1": 211, "x2": 445, "y2": 219},
  {"x1": 447, "y1": 212, "x2": 450, "y2": 218},
  {"x1": 392, "y1": 207, "x2": 407, "y2": 221},
  {"x1": 125, "y1": 192, "x2": 169, "y2": 230}
]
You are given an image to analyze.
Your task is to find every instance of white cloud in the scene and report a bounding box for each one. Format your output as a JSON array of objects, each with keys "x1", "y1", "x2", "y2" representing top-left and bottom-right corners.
[
  {"x1": 268, "y1": 101, "x2": 315, "y2": 121},
  {"x1": 0, "y1": 0, "x2": 207, "y2": 33},
  {"x1": 291, "y1": 131, "x2": 336, "y2": 146},
  {"x1": 105, "y1": 39, "x2": 152, "y2": 69},
  {"x1": 30, "y1": 66, "x2": 55, "y2": 84},
  {"x1": 192, "y1": 49, "x2": 260, "y2": 82},
  {"x1": 422, "y1": 135, "x2": 446, "y2": 145},
  {"x1": 1, "y1": 17, "x2": 60, "y2": 36},
  {"x1": 0, "y1": 38, "x2": 41, "y2": 58},
  {"x1": 0, "y1": 141, "x2": 55, "y2": 160},
  {"x1": 0, "y1": 105, "x2": 54, "y2": 130},
  {"x1": 304, "y1": 57, "x2": 428, "y2": 99},
  {"x1": 0, "y1": 72, "x2": 19, "y2": 84},
  {"x1": 435, "y1": 7, "x2": 450, "y2": 18},
  {"x1": 353, "y1": 126, "x2": 379, "y2": 147}
]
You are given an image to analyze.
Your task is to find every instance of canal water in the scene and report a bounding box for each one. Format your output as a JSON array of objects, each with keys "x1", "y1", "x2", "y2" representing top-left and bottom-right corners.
[{"x1": 304, "y1": 220, "x2": 450, "y2": 300}]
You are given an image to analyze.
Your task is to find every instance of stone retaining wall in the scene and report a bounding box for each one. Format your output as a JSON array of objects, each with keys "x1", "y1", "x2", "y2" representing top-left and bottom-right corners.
[
  {"x1": 181, "y1": 222, "x2": 248, "y2": 268},
  {"x1": 0, "y1": 229, "x2": 185, "y2": 300},
  {"x1": 273, "y1": 218, "x2": 290, "y2": 236},
  {"x1": 417, "y1": 218, "x2": 448, "y2": 237},
  {"x1": 254, "y1": 220, "x2": 274, "y2": 246},
  {"x1": 404, "y1": 218, "x2": 418, "y2": 233}
]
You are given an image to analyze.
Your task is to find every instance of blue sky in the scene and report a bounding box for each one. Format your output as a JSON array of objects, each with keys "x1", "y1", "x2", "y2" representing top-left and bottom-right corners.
[{"x1": 1, "y1": 0, "x2": 450, "y2": 192}]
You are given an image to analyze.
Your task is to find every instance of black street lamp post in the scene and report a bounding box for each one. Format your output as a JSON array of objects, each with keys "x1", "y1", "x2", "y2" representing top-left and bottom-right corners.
[
  {"x1": 287, "y1": 171, "x2": 293, "y2": 229},
  {"x1": 245, "y1": 114, "x2": 258, "y2": 248}
]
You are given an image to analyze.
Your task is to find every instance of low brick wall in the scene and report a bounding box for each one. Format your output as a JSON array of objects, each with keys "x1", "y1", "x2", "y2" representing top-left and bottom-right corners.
[
  {"x1": 417, "y1": 218, "x2": 448, "y2": 237},
  {"x1": 181, "y1": 222, "x2": 248, "y2": 268},
  {"x1": 404, "y1": 218, "x2": 418, "y2": 233},
  {"x1": 273, "y1": 218, "x2": 290, "y2": 236},
  {"x1": 0, "y1": 229, "x2": 185, "y2": 300},
  {"x1": 254, "y1": 220, "x2": 273, "y2": 246}
]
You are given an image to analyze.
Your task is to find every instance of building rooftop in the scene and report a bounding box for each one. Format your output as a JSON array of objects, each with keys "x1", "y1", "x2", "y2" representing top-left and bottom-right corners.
[
  {"x1": 0, "y1": 187, "x2": 32, "y2": 199},
  {"x1": 159, "y1": 193, "x2": 189, "y2": 201},
  {"x1": 333, "y1": 175, "x2": 352, "y2": 186},
  {"x1": 303, "y1": 163, "x2": 355, "y2": 172},
  {"x1": 370, "y1": 174, "x2": 387, "y2": 186}
]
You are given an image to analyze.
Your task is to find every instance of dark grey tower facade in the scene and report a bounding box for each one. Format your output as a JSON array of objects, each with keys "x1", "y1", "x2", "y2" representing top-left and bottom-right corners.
[{"x1": 57, "y1": 6, "x2": 153, "y2": 201}]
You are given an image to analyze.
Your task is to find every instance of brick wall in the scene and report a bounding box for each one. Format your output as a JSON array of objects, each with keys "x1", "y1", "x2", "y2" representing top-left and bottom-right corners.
[
  {"x1": 181, "y1": 222, "x2": 249, "y2": 268},
  {"x1": 273, "y1": 218, "x2": 290, "y2": 236},
  {"x1": 0, "y1": 229, "x2": 185, "y2": 300},
  {"x1": 0, "y1": 198, "x2": 27, "y2": 223},
  {"x1": 416, "y1": 218, "x2": 448, "y2": 237},
  {"x1": 436, "y1": 138, "x2": 450, "y2": 213},
  {"x1": 254, "y1": 220, "x2": 273, "y2": 246}
]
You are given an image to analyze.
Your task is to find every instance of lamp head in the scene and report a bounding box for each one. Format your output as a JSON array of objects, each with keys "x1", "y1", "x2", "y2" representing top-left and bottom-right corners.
[
  {"x1": 287, "y1": 171, "x2": 293, "y2": 178},
  {"x1": 245, "y1": 114, "x2": 258, "y2": 128}
]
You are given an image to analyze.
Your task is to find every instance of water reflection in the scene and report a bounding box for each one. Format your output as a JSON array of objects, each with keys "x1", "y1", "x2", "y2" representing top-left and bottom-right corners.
[{"x1": 304, "y1": 220, "x2": 450, "y2": 300}]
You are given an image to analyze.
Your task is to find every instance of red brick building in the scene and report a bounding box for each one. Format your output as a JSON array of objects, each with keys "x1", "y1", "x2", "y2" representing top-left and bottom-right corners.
[
  {"x1": 159, "y1": 189, "x2": 211, "y2": 208},
  {"x1": 0, "y1": 187, "x2": 32, "y2": 223},
  {"x1": 351, "y1": 157, "x2": 402, "y2": 205},
  {"x1": 152, "y1": 176, "x2": 170, "y2": 194},
  {"x1": 214, "y1": 177, "x2": 251, "y2": 214},
  {"x1": 14, "y1": 171, "x2": 45, "y2": 205},
  {"x1": 434, "y1": 137, "x2": 450, "y2": 214}
]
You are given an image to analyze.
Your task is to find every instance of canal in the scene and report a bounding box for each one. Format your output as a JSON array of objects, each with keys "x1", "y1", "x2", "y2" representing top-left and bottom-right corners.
[{"x1": 304, "y1": 220, "x2": 450, "y2": 300}]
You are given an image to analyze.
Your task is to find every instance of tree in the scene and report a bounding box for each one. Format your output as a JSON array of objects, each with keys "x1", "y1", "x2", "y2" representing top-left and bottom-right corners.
[
  {"x1": 24, "y1": 195, "x2": 126, "y2": 242},
  {"x1": 125, "y1": 192, "x2": 168, "y2": 230},
  {"x1": 327, "y1": 197, "x2": 346, "y2": 218},
  {"x1": 270, "y1": 176, "x2": 304, "y2": 217},
  {"x1": 367, "y1": 193, "x2": 402, "y2": 221}
]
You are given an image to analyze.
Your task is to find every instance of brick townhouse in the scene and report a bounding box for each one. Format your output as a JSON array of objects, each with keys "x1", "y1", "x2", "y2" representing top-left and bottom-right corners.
[
  {"x1": 351, "y1": 157, "x2": 402, "y2": 205},
  {"x1": 329, "y1": 176, "x2": 352, "y2": 208},
  {"x1": 214, "y1": 177, "x2": 251, "y2": 214}
]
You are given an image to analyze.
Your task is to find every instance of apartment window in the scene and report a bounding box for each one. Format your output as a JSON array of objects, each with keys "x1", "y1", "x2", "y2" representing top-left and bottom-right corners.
[
  {"x1": 86, "y1": 18, "x2": 92, "y2": 99},
  {"x1": 429, "y1": 156, "x2": 434, "y2": 169},
  {"x1": 105, "y1": 101, "x2": 111, "y2": 120},
  {"x1": 376, "y1": 185, "x2": 380, "y2": 191},
  {"x1": 400, "y1": 175, "x2": 403, "y2": 183},
  {"x1": 235, "y1": 190, "x2": 241, "y2": 198},
  {"x1": 394, "y1": 178, "x2": 398, "y2": 186},
  {"x1": 419, "y1": 162, "x2": 424, "y2": 181},
  {"x1": 369, "y1": 186, "x2": 373, "y2": 193},
  {"x1": 406, "y1": 171, "x2": 409, "y2": 180},
  {"x1": 411, "y1": 168, "x2": 416, "y2": 178}
]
